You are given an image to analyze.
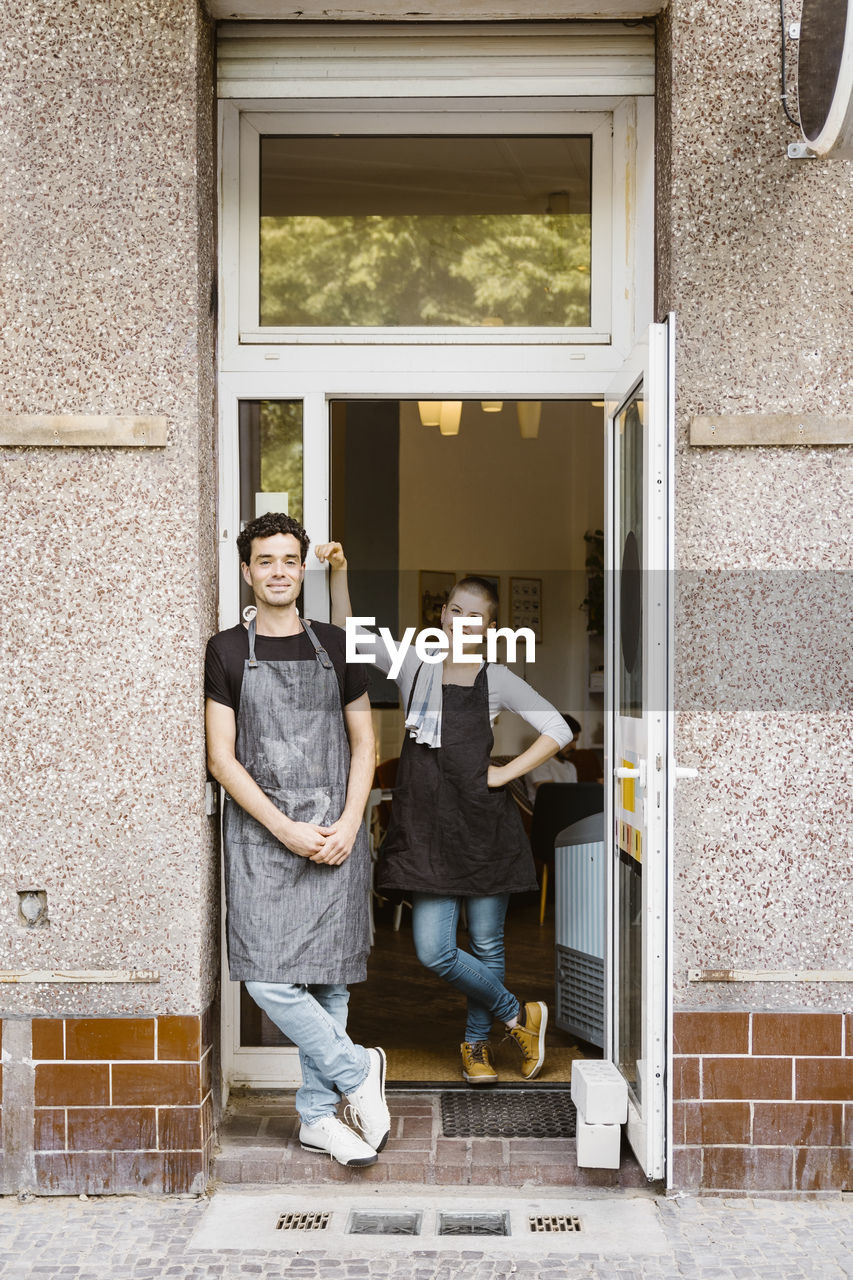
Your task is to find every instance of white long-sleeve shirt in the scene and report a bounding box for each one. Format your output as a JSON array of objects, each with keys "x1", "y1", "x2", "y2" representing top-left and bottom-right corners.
[{"x1": 352, "y1": 628, "x2": 571, "y2": 749}]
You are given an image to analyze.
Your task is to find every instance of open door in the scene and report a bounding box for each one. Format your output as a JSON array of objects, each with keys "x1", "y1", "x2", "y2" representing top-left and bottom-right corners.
[{"x1": 605, "y1": 316, "x2": 675, "y2": 1179}]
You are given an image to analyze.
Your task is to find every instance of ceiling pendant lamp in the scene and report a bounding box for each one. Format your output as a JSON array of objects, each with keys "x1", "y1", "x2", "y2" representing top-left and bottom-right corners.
[
  {"x1": 418, "y1": 401, "x2": 441, "y2": 426},
  {"x1": 517, "y1": 401, "x2": 541, "y2": 439},
  {"x1": 439, "y1": 401, "x2": 462, "y2": 436},
  {"x1": 481, "y1": 401, "x2": 503, "y2": 413}
]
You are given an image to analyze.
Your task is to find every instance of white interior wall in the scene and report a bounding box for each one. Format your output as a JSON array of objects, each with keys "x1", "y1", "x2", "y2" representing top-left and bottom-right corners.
[{"x1": 376, "y1": 398, "x2": 603, "y2": 758}]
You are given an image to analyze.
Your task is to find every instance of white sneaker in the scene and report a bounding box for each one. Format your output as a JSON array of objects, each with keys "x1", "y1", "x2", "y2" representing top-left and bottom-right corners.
[
  {"x1": 299, "y1": 1116, "x2": 378, "y2": 1167},
  {"x1": 344, "y1": 1047, "x2": 390, "y2": 1153}
]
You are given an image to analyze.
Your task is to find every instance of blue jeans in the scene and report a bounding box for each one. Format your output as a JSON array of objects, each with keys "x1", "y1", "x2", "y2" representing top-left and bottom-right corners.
[
  {"x1": 411, "y1": 893, "x2": 520, "y2": 1041},
  {"x1": 245, "y1": 981, "x2": 370, "y2": 1126}
]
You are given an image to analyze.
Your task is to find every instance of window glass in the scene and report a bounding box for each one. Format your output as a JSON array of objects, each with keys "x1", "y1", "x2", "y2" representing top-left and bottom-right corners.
[
  {"x1": 260, "y1": 136, "x2": 592, "y2": 328},
  {"x1": 238, "y1": 400, "x2": 303, "y2": 616}
]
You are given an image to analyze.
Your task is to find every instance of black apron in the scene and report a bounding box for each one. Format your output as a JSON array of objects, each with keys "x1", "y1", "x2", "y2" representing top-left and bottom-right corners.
[
  {"x1": 377, "y1": 663, "x2": 538, "y2": 897},
  {"x1": 222, "y1": 617, "x2": 371, "y2": 984}
]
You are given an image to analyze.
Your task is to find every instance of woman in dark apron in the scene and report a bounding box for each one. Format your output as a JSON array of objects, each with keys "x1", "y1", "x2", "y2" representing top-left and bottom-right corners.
[{"x1": 317, "y1": 545, "x2": 572, "y2": 1085}]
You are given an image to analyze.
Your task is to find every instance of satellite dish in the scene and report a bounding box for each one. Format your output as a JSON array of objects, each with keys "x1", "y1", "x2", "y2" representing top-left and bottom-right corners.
[{"x1": 796, "y1": 0, "x2": 853, "y2": 156}]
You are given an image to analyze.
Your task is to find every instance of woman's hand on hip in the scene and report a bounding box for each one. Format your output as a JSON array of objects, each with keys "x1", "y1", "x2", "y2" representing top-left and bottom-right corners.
[{"x1": 487, "y1": 764, "x2": 507, "y2": 789}]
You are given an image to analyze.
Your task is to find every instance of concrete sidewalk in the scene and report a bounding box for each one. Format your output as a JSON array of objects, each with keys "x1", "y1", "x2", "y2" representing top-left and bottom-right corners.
[{"x1": 0, "y1": 1187, "x2": 850, "y2": 1279}]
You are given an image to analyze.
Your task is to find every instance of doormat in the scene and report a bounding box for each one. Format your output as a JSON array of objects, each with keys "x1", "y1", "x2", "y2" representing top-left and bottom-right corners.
[{"x1": 440, "y1": 1089, "x2": 577, "y2": 1138}]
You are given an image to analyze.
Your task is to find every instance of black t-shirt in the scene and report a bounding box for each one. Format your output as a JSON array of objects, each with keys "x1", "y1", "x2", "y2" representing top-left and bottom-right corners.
[{"x1": 204, "y1": 621, "x2": 369, "y2": 717}]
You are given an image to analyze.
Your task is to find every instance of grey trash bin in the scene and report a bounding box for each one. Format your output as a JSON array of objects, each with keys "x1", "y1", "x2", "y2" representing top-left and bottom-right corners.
[{"x1": 554, "y1": 811, "x2": 605, "y2": 1048}]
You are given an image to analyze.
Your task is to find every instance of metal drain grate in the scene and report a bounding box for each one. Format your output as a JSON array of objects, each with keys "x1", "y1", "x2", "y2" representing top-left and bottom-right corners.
[
  {"x1": 438, "y1": 1211, "x2": 510, "y2": 1236},
  {"x1": 348, "y1": 1211, "x2": 422, "y2": 1235},
  {"x1": 529, "y1": 1214, "x2": 582, "y2": 1233},
  {"x1": 276, "y1": 1211, "x2": 330, "y2": 1231},
  {"x1": 441, "y1": 1090, "x2": 576, "y2": 1138}
]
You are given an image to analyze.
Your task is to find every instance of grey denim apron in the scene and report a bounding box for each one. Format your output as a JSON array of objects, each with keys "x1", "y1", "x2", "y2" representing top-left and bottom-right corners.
[{"x1": 222, "y1": 616, "x2": 370, "y2": 984}]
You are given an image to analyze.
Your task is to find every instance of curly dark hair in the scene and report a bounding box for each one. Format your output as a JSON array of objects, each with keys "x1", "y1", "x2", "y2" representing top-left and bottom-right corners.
[{"x1": 237, "y1": 512, "x2": 310, "y2": 567}]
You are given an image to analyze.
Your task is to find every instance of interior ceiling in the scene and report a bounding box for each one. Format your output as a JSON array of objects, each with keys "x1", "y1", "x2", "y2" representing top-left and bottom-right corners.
[{"x1": 260, "y1": 136, "x2": 592, "y2": 216}]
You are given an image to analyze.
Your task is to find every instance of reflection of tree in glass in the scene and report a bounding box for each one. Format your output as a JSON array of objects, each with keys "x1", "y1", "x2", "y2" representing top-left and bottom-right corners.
[
  {"x1": 260, "y1": 214, "x2": 591, "y2": 327},
  {"x1": 260, "y1": 401, "x2": 303, "y2": 525}
]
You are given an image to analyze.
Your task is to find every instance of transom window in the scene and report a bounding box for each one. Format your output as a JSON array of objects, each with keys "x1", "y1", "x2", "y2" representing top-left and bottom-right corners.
[{"x1": 259, "y1": 134, "x2": 592, "y2": 329}]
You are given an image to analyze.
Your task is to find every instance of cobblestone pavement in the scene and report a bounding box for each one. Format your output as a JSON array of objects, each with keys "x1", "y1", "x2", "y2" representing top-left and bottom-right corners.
[{"x1": 0, "y1": 1189, "x2": 850, "y2": 1280}]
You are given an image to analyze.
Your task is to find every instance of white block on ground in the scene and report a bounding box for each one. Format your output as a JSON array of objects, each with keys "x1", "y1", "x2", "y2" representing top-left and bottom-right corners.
[
  {"x1": 576, "y1": 1116, "x2": 621, "y2": 1169},
  {"x1": 571, "y1": 1058, "x2": 628, "y2": 1124}
]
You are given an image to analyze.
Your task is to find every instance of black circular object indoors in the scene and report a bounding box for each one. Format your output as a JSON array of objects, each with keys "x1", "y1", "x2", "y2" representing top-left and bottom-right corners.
[
  {"x1": 799, "y1": 0, "x2": 847, "y2": 139},
  {"x1": 620, "y1": 529, "x2": 642, "y2": 674}
]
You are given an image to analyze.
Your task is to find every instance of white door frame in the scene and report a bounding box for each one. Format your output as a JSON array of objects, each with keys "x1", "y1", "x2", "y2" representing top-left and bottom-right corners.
[
  {"x1": 604, "y1": 317, "x2": 675, "y2": 1180},
  {"x1": 215, "y1": 44, "x2": 656, "y2": 1099}
]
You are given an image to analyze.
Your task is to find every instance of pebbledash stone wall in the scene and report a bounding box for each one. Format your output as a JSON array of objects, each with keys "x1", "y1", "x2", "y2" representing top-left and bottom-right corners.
[
  {"x1": 657, "y1": 1, "x2": 853, "y2": 1192},
  {"x1": 0, "y1": 0, "x2": 218, "y2": 1195}
]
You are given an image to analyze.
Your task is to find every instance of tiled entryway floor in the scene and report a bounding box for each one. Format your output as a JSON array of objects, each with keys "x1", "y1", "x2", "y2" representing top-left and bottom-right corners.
[{"x1": 211, "y1": 1090, "x2": 648, "y2": 1188}]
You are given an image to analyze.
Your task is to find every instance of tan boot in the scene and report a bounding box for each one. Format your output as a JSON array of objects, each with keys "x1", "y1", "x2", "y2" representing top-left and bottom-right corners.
[
  {"x1": 460, "y1": 1040, "x2": 498, "y2": 1086},
  {"x1": 507, "y1": 1001, "x2": 548, "y2": 1079}
]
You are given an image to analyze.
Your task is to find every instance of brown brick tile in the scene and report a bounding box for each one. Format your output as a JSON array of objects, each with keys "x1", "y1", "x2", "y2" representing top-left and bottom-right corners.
[
  {"x1": 673, "y1": 1012, "x2": 749, "y2": 1056},
  {"x1": 672, "y1": 1056, "x2": 701, "y2": 1100},
  {"x1": 845, "y1": 1013, "x2": 852, "y2": 1055},
  {"x1": 469, "y1": 1160, "x2": 506, "y2": 1185},
  {"x1": 703, "y1": 1146, "x2": 794, "y2": 1192},
  {"x1": 35, "y1": 1063, "x2": 109, "y2": 1108},
  {"x1": 157, "y1": 1016, "x2": 201, "y2": 1062},
  {"x1": 67, "y1": 1107, "x2": 157, "y2": 1152},
  {"x1": 65, "y1": 1018, "x2": 155, "y2": 1061},
  {"x1": 672, "y1": 1101, "x2": 687, "y2": 1144},
  {"x1": 166, "y1": 1149, "x2": 207, "y2": 1193},
  {"x1": 796, "y1": 1057, "x2": 853, "y2": 1101},
  {"x1": 469, "y1": 1138, "x2": 503, "y2": 1162},
  {"x1": 683, "y1": 1101, "x2": 751, "y2": 1145},
  {"x1": 200, "y1": 1048, "x2": 212, "y2": 1098},
  {"x1": 158, "y1": 1106, "x2": 202, "y2": 1151},
  {"x1": 504, "y1": 1138, "x2": 569, "y2": 1154},
  {"x1": 380, "y1": 1146, "x2": 430, "y2": 1164},
  {"x1": 753, "y1": 1102, "x2": 844, "y2": 1146},
  {"x1": 434, "y1": 1137, "x2": 469, "y2": 1164},
  {"x1": 113, "y1": 1151, "x2": 167, "y2": 1191},
  {"x1": 795, "y1": 1146, "x2": 852, "y2": 1192},
  {"x1": 703, "y1": 1056, "x2": 791, "y2": 1101},
  {"x1": 115, "y1": 1149, "x2": 206, "y2": 1194},
  {"x1": 398, "y1": 1116, "x2": 434, "y2": 1139},
  {"x1": 112, "y1": 1062, "x2": 200, "y2": 1107},
  {"x1": 752, "y1": 1013, "x2": 842, "y2": 1057},
  {"x1": 431, "y1": 1164, "x2": 470, "y2": 1184},
  {"x1": 35, "y1": 1152, "x2": 115, "y2": 1195},
  {"x1": 200, "y1": 1095, "x2": 214, "y2": 1149},
  {"x1": 201, "y1": 1004, "x2": 214, "y2": 1053},
  {"x1": 574, "y1": 1166, "x2": 621, "y2": 1188},
  {"x1": 34, "y1": 1108, "x2": 66, "y2": 1151},
  {"x1": 384, "y1": 1136, "x2": 432, "y2": 1152},
  {"x1": 32, "y1": 1019, "x2": 64, "y2": 1060}
]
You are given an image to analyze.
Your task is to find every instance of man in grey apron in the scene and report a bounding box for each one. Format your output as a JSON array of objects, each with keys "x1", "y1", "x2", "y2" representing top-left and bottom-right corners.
[{"x1": 205, "y1": 512, "x2": 390, "y2": 1168}]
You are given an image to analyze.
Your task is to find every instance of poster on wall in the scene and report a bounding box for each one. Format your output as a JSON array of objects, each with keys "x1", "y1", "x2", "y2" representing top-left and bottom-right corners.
[
  {"x1": 419, "y1": 571, "x2": 456, "y2": 628},
  {"x1": 509, "y1": 576, "x2": 542, "y2": 641}
]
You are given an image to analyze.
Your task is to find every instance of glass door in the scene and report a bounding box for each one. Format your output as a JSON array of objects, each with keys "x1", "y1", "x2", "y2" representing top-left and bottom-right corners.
[
  {"x1": 218, "y1": 393, "x2": 328, "y2": 1091},
  {"x1": 605, "y1": 317, "x2": 674, "y2": 1178}
]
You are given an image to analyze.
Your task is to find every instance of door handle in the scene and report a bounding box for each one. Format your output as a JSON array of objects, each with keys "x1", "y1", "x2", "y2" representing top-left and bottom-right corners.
[
  {"x1": 674, "y1": 765, "x2": 699, "y2": 780},
  {"x1": 614, "y1": 767, "x2": 640, "y2": 779}
]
